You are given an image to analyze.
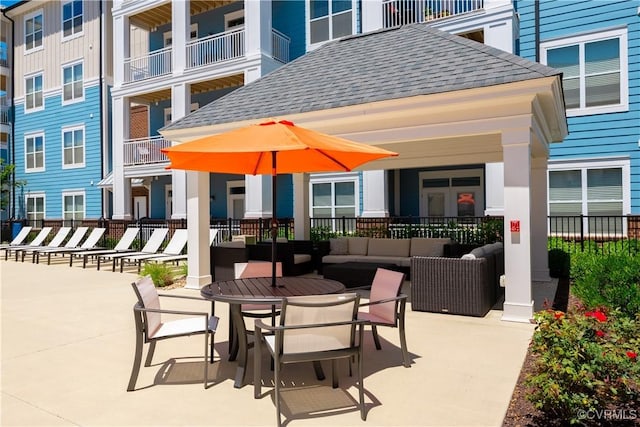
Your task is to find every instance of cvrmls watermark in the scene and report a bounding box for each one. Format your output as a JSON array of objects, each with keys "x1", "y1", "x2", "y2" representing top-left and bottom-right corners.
[{"x1": 576, "y1": 409, "x2": 637, "y2": 421}]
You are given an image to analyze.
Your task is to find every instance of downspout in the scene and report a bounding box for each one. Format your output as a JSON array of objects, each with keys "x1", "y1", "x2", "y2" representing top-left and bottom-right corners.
[
  {"x1": 98, "y1": 0, "x2": 105, "y2": 218},
  {"x1": 534, "y1": 0, "x2": 540, "y2": 62},
  {"x1": 1, "y1": 9, "x2": 16, "y2": 219}
]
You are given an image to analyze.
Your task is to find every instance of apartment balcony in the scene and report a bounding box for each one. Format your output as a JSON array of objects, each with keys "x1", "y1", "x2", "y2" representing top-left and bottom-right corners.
[
  {"x1": 382, "y1": 0, "x2": 484, "y2": 27},
  {"x1": 123, "y1": 28, "x2": 290, "y2": 84},
  {"x1": 0, "y1": 97, "x2": 11, "y2": 127},
  {"x1": 123, "y1": 136, "x2": 170, "y2": 167}
]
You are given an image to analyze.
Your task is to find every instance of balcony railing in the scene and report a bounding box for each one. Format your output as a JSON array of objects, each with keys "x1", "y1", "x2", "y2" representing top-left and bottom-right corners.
[
  {"x1": 186, "y1": 28, "x2": 245, "y2": 69},
  {"x1": 123, "y1": 136, "x2": 170, "y2": 166},
  {"x1": 271, "y1": 29, "x2": 290, "y2": 63},
  {"x1": 382, "y1": 0, "x2": 484, "y2": 27},
  {"x1": 124, "y1": 46, "x2": 172, "y2": 83},
  {"x1": 0, "y1": 100, "x2": 10, "y2": 125}
]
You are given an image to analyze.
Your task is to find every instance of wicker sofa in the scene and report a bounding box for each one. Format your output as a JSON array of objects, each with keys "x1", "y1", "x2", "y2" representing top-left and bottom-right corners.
[
  {"x1": 246, "y1": 240, "x2": 315, "y2": 276},
  {"x1": 210, "y1": 242, "x2": 249, "y2": 282},
  {"x1": 410, "y1": 242, "x2": 504, "y2": 317}
]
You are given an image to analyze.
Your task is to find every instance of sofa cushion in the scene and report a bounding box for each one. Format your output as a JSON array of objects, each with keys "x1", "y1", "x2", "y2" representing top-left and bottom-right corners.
[
  {"x1": 329, "y1": 238, "x2": 348, "y2": 255},
  {"x1": 347, "y1": 237, "x2": 369, "y2": 255},
  {"x1": 365, "y1": 255, "x2": 412, "y2": 267},
  {"x1": 410, "y1": 238, "x2": 451, "y2": 257},
  {"x1": 322, "y1": 254, "x2": 363, "y2": 264},
  {"x1": 218, "y1": 241, "x2": 245, "y2": 248},
  {"x1": 293, "y1": 254, "x2": 312, "y2": 264},
  {"x1": 368, "y1": 238, "x2": 410, "y2": 257}
]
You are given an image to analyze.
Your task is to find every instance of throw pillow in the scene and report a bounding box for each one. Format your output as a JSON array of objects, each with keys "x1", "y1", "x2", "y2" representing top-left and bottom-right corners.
[{"x1": 329, "y1": 238, "x2": 348, "y2": 255}]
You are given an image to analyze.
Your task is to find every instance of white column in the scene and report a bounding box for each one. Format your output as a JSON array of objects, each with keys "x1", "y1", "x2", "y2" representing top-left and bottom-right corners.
[
  {"x1": 293, "y1": 173, "x2": 310, "y2": 240},
  {"x1": 361, "y1": 0, "x2": 383, "y2": 32},
  {"x1": 485, "y1": 162, "x2": 505, "y2": 216},
  {"x1": 244, "y1": 175, "x2": 271, "y2": 218},
  {"x1": 171, "y1": 0, "x2": 188, "y2": 75},
  {"x1": 361, "y1": 170, "x2": 389, "y2": 217},
  {"x1": 185, "y1": 171, "x2": 212, "y2": 289},
  {"x1": 531, "y1": 157, "x2": 551, "y2": 282},
  {"x1": 502, "y1": 129, "x2": 534, "y2": 323},
  {"x1": 171, "y1": 83, "x2": 190, "y2": 219},
  {"x1": 113, "y1": 15, "x2": 129, "y2": 89},
  {"x1": 245, "y1": 0, "x2": 271, "y2": 60},
  {"x1": 112, "y1": 97, "x2": 132, "y2": 220}
]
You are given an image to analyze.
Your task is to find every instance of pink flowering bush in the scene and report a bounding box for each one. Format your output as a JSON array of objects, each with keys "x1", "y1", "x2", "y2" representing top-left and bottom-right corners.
[{"x1": 526, "y1": 306, "x2": 639, "y2": 423}]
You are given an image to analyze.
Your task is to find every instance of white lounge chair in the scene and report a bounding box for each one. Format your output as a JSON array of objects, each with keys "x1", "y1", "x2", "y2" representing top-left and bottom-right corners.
[
  {"x1": 98, "y1": 228, "x2": 169, "y2": 272},
  {"x1": 0, "y1": 226, "x2": 32, "y2": 248},
  {"x1": 119, "y1": 229, "x2": 188, "y2": 273},
  {"x1": 70, "y1": 227, "x2": 140, "y2": 268},
  {"x1": 31, "y1": 227, "x2": 89, "y2": 264},
  {"x1": 36, "y1": 228, "x2": 106, "y2": 265},
  {"x1": 141, "y1": 229, "x2": 220, "y2": 270},
  {"x1": 16, "y1": 227, "x2": 72, "y2": 262},
  {"x1": 4, "y1": 227, "x2": 52, "y2": 260}
]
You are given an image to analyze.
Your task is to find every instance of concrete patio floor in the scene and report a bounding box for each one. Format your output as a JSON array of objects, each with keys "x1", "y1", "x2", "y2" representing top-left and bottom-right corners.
[{"x1": 1, "y1": 258, "x2": 548, "y2": 426}]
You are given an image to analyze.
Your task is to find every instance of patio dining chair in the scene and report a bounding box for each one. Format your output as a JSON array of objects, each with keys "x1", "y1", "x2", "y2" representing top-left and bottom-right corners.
[
  {"x1": 253, "y1": 293, "x2": 366, "y2": 427},
  {"x1": 35, "y1": 228, "x2": 106, "y2": 265},
  {"x1": 357, "y1": 268, "x2": 410, "y2": 367},
  {"x1": 128, "y1": 276, "x2": 219, "y2": 391},
  {"x1": 69, "y1": 227, "x2": 140, "y2": 268}
]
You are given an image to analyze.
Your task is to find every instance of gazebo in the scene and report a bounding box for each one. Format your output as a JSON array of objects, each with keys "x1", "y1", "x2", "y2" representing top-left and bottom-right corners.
[{"x1": 161, "y1": 25, "x2": 568, "y2": 323}]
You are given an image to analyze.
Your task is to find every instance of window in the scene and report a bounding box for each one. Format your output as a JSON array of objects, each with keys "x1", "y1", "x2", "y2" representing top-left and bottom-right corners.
[
  {"x1": 62, "y1": 0, "x2": 83, "y2": 38},
  {"x1": 549, "y1": 159, "x2": 629, "y2": 235},
  {"x1": 309, "y1": 0, "x2": 353, "y2": 45},
  {"x1": 25, "y1": 10, "x2": 43, "y2": 51},
  {"x1": 541, "y1": 28, "x2": 628, "y2": 116},
  {"x1": 62, "y1": 62, "x2": 83, "y2": 103},
  {"x1": 25, "y1": 133, "x2": 44, "y2": 172},
  {"x1": 63, "y1": 192, "x2": 84, "y2": 220},
  {"x1": 25, "y1": 194, "x2": 45, "y2": 226},
  {"x1": 225, "y1": 11, "x2": 244, "y2": 31},
  {"x1": 25, "y1": 74, "x2": 43, "y2": 111},
  {"x1": 163, "y1": 24, "x2": 198, "y2": 47},
  {"x1": 62, "y1": 126, "x2": 84, "y2": 168},
  {"x1": 310, "y1": 173, "x2": 358, "y2": 233}
]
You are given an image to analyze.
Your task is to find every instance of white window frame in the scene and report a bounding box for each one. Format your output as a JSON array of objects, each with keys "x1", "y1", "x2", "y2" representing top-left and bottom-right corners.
[
  {"x1": 225, "y1": 10, "x2": 245, "y2": 31},
  {"x1": 540, "y1": 27, "x2": 629, "y2": 117},
  {"x1": 163, "y1": 23, "x2": 198, "y2": 47},
  {"x1": 62, "y1": 190, "x2": 85, "y2": 220},
  {"x1": 309, "y1": 172, "x2": 359, "y2": 222},
  {"x1": 24, "y1": 9, "x2": 44, "y2": 53},
  {"x1": 61, "y1": 0, "x2": 84, "y2": 40},
  {"x1": 24, "y1": 132, "x2": 45, "y2": 173},
  {"x1": 306, "y1": 0, "x2": 356, "y2": 50},
  {"x1": 25, "y1": 193, "x2": 45, "y2": 226},
  {"x1": 24, "y1": 73, "x2": 44, "y2": 113},
  {"x1": 226, "y1": 179, "x2": 245, "y2": 220},
  {"x1": 163, "y1": 103, "x2": 199, "y2": 126},
  {"x1": 61, "y1": 124, "x2": 85, "y2": 169},
  {"x1": 418, "y1": 169, "x2": 484, "y2": 217},
  {"x1": 548, "y1": 157, "x2": 630, "y2": 216},
  {"x1": 61, "y1": 60, "x2": 84, "y2": 104}
]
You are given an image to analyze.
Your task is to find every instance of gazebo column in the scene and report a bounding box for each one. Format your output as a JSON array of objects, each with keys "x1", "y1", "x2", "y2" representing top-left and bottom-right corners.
[
  {"x1": 245, "y1": 175, "x2": 272, "y2": 219},
  {"x1": 502, "y1": 129, "x2": 534, "y2": 323},
  {"x1": 531, "y1": 157, "x2": 551, "y2": 282},
  {"x1": 293, "y1": 173, "x2": 310, "y2": 240},
  {"x1": 185, "y1": 171, "x2": 211, "y2": 289},
  {"x1": 361, "y1": 170, "x2": 389, "y2": 217}
]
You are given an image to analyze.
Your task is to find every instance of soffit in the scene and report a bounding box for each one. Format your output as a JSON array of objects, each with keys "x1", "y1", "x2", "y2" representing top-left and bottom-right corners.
[
  {"x1": 129, "y1": 1, "x2": 232, "y2": 31},
  {"x1": 130, "y1": 74, "x2": 244, "y2": 104}
]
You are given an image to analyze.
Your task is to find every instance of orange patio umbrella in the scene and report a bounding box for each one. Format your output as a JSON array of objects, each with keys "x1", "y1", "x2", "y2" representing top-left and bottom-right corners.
[{"x1": 162, "y1": 119, "x2": 398, "y2": 286}]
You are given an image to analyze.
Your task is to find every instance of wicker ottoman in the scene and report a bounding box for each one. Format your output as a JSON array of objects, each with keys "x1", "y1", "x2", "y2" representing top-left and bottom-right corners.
[{"x1": 323, "y1": 262, "x2": 396, "y2": 288}]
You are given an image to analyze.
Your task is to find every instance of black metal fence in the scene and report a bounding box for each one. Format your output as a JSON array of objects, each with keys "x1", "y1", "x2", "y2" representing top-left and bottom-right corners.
[{"x1": 548, "y1": 215, "x2": 640, "y2": 254}]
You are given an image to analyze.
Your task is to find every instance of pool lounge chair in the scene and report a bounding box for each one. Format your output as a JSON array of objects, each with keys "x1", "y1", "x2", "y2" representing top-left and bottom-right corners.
[
  {"x1": 2, "y1": 226, "x2": 43, "y2": 260},
  {"x1": 97, "y1": 228, "x2": 169, "y2": 272},
  {"x1": 35, "y1": 228, "x2": 106, "y2": 265},
  {"x1": 0, "y1": 226, "x2": 32, "y2": 249},
  {"x1": 70, "y1": 227, "x2": 140, "y2": 268},
  {"x1": 30, "y1": 227, "x2": 89, "y2": 264},
  {"x1": 141, "y1": 229, "x2": 220, "y2": 270},
  {"x1": 15, "y1": 227, "x2": 72, "y2": 262},
  {"x1": 119, "y1": 229, "x2": 188, "y2": 273},
  {"x1": 5, "y1": 227, "x2": 53, "y2": 260}
]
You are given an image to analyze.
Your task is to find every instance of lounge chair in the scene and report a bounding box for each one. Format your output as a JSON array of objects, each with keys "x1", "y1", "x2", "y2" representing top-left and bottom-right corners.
[
  {"x1": 97, "y1": 228, "x2": 169, "y2": 272},
  {"x1": 119, "y1": 229, "x2": 188, "y2": 273},
  {"x1": 70, "y1": 227, "x2": 140, "y2": 268},
  {"x1": 141, "y1": 229, "x2": 220, "y2": 270},
  {"x1": 35, "y1": 228, "x2": 106, "y2": 265},
  {"x1": 30, "y1": 227, "x2": 89, "y2": 264},
  {"x1": 15, "y1": 227, "x2": 72, "y2": 262},
  {"x1": 128, "y1": 276, "x2": 219, "y2": 391},
  {"x1": 253, "y1": 293, "x2": 366, "y2": 426},
  {"x1": 2, "y1": 226, "x2": 44, "y2": 260},
  {"x1": 0, "y1": 226, "x2": 32, "y2": 249}
]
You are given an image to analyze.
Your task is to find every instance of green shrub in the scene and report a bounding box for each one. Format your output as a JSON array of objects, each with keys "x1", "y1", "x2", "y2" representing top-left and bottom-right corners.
[
  {"x1": 139, "y1": 263, "x2": 175, "y2": 287},
  {"x1": 548, "y1": 249, "x2": 571, "y2": 279},
  {"x1": 571, "y1": 253, "x2": 640, "y2": 318},
  {"x1": 527, "y1": 307, "x2": 640, "y2": 423},
  {"x1": 178, "y1": 262, "x2": 188, "y2": 277}
]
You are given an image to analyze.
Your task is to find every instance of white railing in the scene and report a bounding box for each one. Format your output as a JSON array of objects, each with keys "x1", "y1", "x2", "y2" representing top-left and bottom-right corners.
[
  {"x1": 382, "y1": 0, "x2": 484, "y2": 27},
  {"x1": 271, "y1": 29, "x2": 290, "y2": 63},
  {"x1": 0, "y1": 97, "x2": 10, "y2": 125},
  {"x1": 123, "y1": 136, "x2": 171, "y2": 166},
  {"x1": 124, "y1": 46, "x2": 172, "y2": 83},
  {"x1": 186, "y1": 28, "x2": 245, "y2": 69}
]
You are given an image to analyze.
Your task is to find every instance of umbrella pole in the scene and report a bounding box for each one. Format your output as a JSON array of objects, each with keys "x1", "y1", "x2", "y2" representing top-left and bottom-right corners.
[{"x1": 271, "y1": 152, "x2": 278, "y2": 287}]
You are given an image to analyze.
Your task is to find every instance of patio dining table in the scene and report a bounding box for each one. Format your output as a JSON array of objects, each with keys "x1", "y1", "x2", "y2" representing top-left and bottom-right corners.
[{"x1": 201, "y1": 276, "x2": 346, "y2": 388}]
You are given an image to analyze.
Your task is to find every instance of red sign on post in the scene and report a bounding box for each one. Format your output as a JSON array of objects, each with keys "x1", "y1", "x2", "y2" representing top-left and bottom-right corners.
[{"x1": 510, "y1": 220, "x2": 520, "y2": 233}]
